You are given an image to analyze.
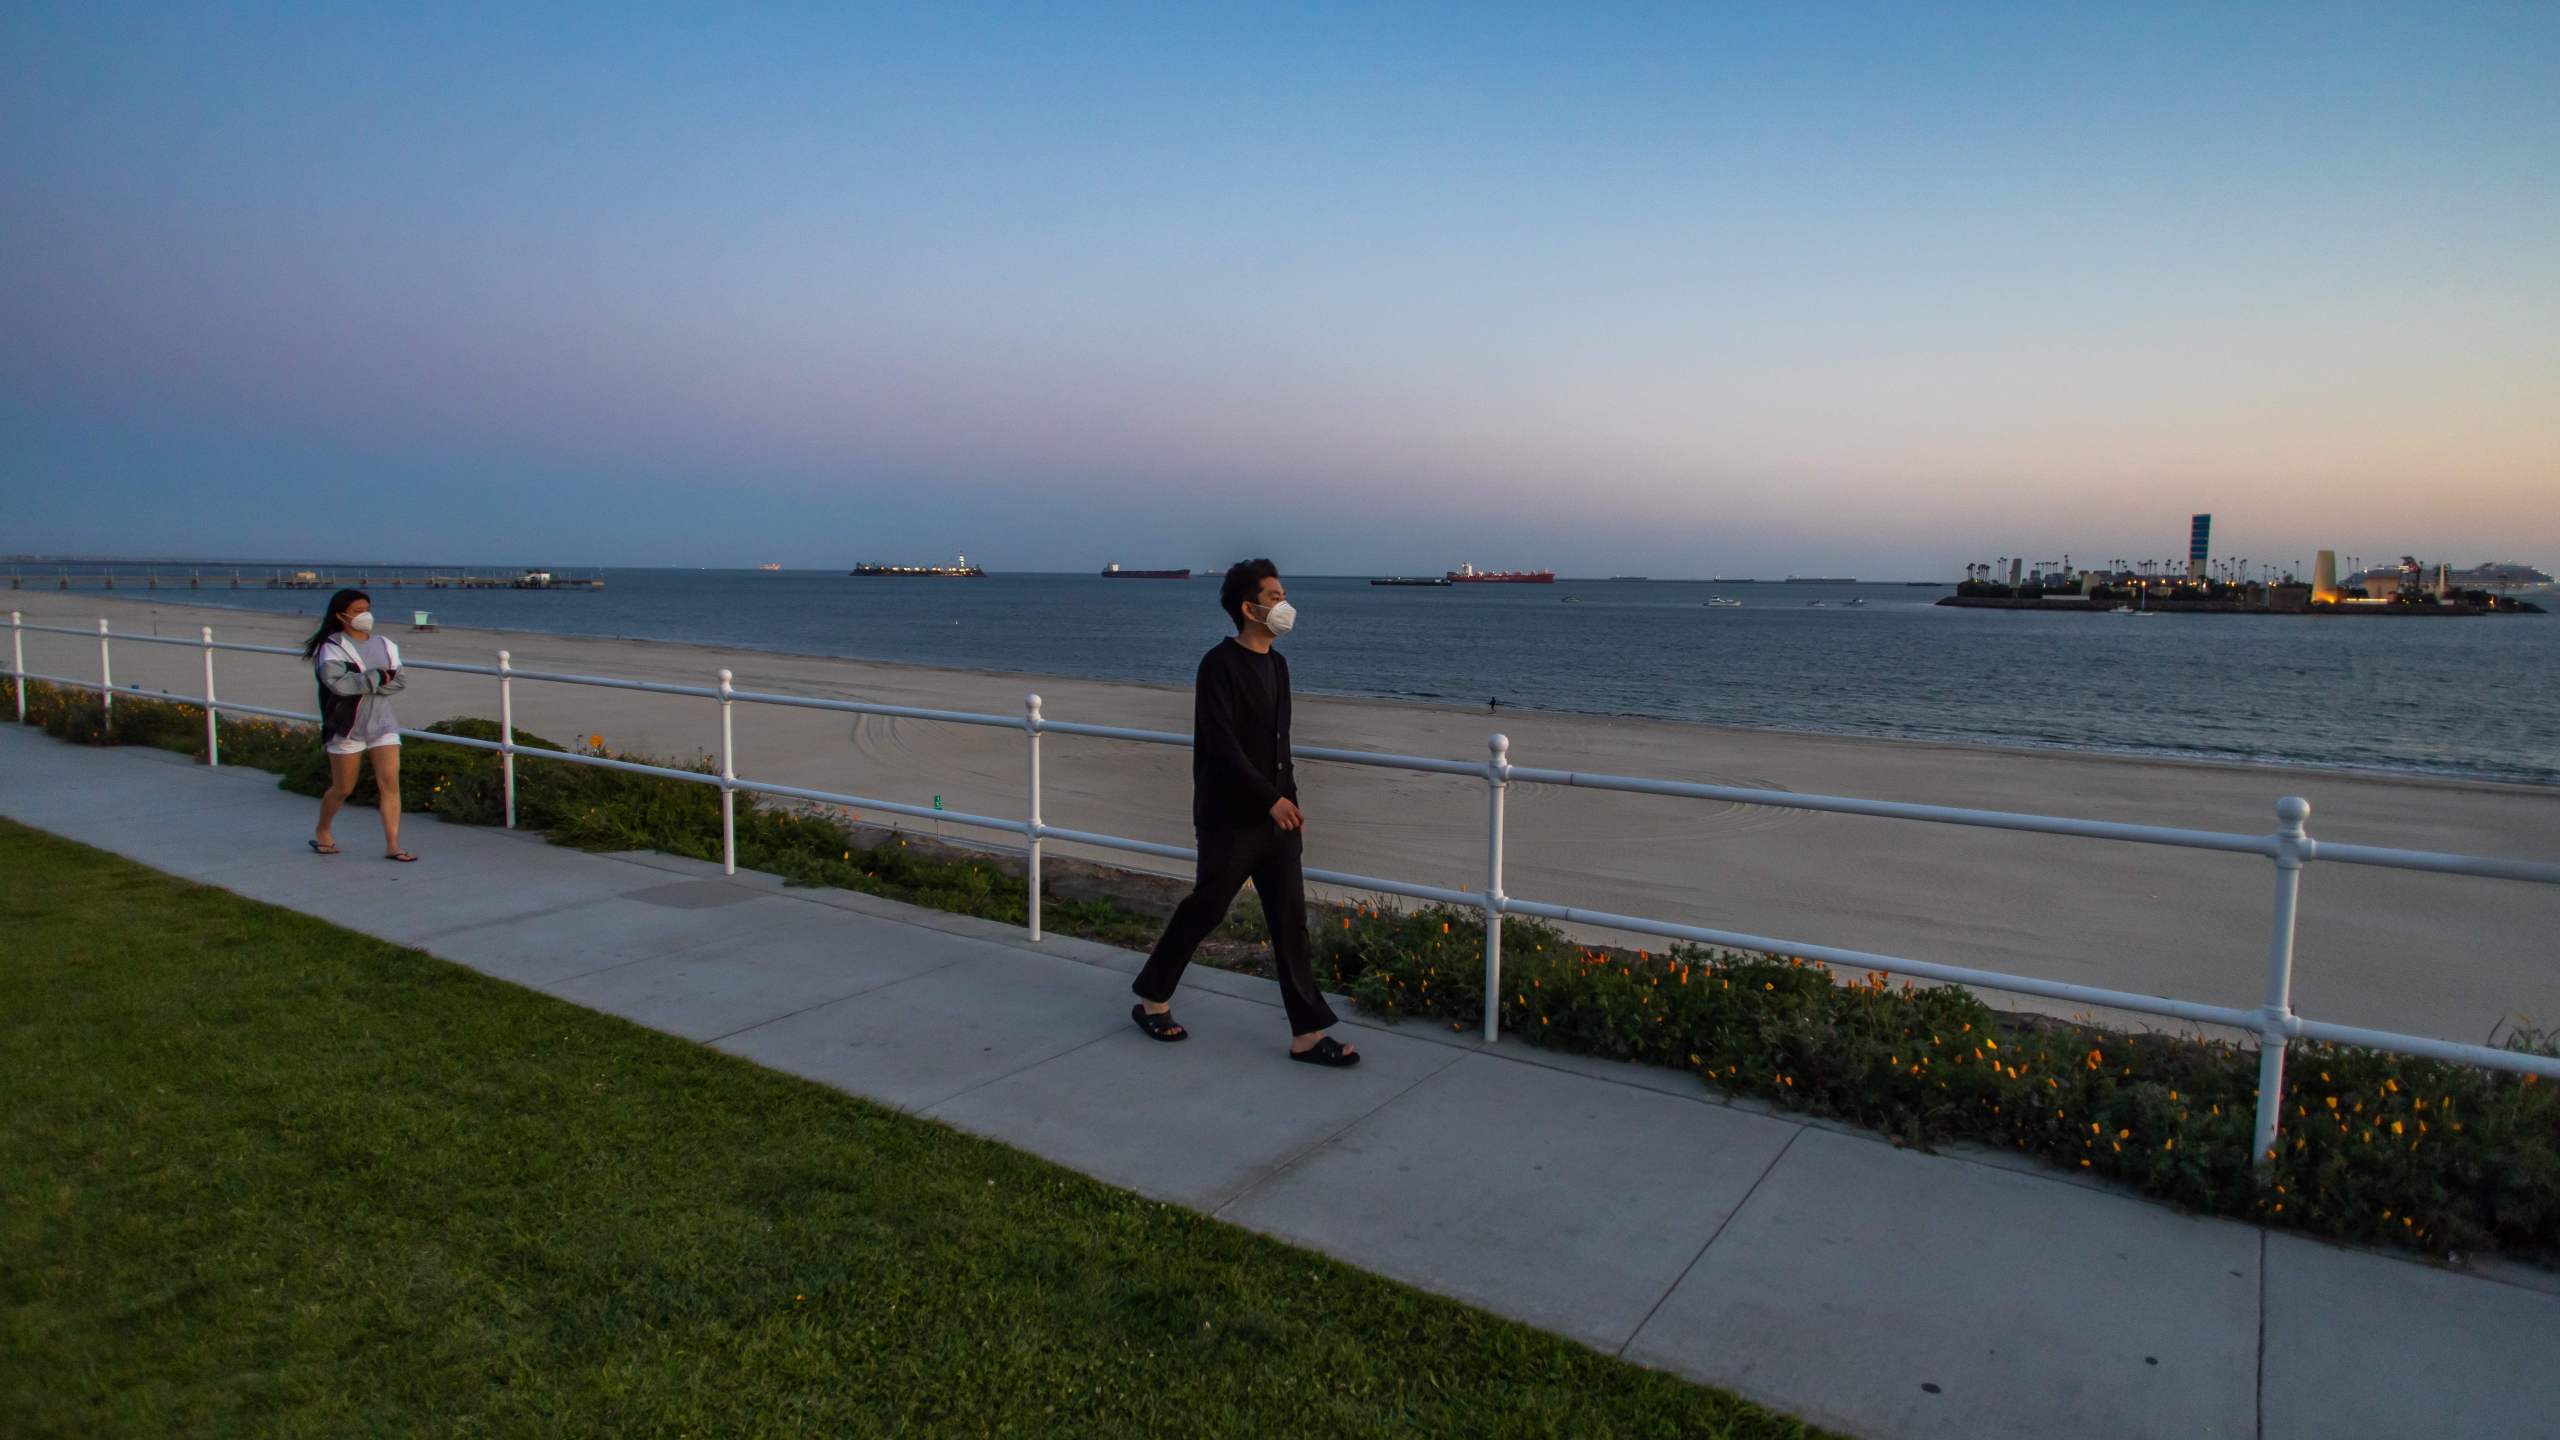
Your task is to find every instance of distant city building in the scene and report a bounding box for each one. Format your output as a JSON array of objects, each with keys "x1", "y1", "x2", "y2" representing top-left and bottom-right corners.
[{"x1": 2188, "y1": 514, "x2": 2211, "y2": 580}]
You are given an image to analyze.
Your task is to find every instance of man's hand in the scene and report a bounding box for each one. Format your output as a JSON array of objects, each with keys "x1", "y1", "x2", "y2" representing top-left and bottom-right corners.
[{"x1": 1270, "y1": 797, "x2": 1304, "y2": 831}]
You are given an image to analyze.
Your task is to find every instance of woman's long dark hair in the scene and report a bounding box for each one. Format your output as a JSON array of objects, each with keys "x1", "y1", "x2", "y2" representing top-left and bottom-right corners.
[{"x1": 302, "y1": 588, "x2": 372, "y2": 659}]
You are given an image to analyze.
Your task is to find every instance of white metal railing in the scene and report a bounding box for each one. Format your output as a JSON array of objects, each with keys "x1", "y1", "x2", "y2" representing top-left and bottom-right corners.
[{"x1": 11, "y1": 611, "x2": 2560, "y2": 1169}]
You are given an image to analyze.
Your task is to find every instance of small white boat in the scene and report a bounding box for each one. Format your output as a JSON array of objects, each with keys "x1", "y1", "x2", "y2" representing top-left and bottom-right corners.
[
  {"x1": 2112, "y1": 605, "x2": 2135, "y2": 614},
  {"x1": 1806, "y1": 600, "x2": 1825, "y2": 607},
  {"x1": 1706, "y1": 597, "x2": 1743, "y2": 608},
  {"x1": 1843, "y1": 597, "x2": 1866, "y2": 608}
]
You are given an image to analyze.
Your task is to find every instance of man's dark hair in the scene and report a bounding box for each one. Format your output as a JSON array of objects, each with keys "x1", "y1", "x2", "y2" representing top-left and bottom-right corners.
[{"x1": 1220, "y1": 558, "x2": 1279, "y2": 631}]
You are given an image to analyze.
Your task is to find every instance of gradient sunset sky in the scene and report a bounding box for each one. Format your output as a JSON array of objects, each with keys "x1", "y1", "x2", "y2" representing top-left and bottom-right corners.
[{"x1": 4, "y1": 3, "x2": 2553, "y2": 577}]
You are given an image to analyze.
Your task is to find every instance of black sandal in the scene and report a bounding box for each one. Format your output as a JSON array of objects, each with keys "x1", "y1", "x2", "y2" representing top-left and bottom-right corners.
[
  {"x1": 1288, "y1": 1035, "x2": 1360, "y2": 1068},
  {"x1": 308, "y1": 839, "x2": 339, "y2": 856},
  {"x1": 1131, "y1": 1004, "x2": 1187, "y2": 1042}
]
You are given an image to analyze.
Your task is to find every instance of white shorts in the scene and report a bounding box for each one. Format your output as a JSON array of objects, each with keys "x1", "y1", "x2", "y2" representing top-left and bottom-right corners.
[{"x1": 325, "y1": 733, "x2": 401, "y2": 758}]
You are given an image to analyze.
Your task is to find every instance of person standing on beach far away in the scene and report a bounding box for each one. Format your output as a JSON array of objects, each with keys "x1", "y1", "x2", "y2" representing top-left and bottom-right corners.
[
  {"x1": 303, "y1": 588, "x2": 415, "y2": 861},
  {"x1": 1131, "y1": 560, "x2": 1357, "y2": 1066}
]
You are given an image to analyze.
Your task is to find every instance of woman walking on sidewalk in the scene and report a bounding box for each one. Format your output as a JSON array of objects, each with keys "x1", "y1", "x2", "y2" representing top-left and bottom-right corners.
[
  {"x1": 1130, "y1": 559, "x2": 1357, "y2": 1067},
  {"x1": 303, "y1": 588, "x2": 415, "y2": 861}
]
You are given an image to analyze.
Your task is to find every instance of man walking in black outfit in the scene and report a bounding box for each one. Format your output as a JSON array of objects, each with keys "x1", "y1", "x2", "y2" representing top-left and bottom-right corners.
[{"x1": 1131, "y1": 559, "x2": 1358, "y2": 1067}]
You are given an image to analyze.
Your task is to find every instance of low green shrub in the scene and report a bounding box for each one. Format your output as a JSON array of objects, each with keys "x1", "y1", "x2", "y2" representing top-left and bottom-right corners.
[
  {"x1": 12, "y1": 676, "x2": 203, "y2": 755},
  {"x1": 6, "y1": 676, "x2": 348, "y2": 771},
  {"x1": 272, "y1": 716, "x2": 595, "y2": 826},
  {"x1": 1318, "y1": 904, "x2": 2560, "y2": 1260},
  {"x1": 210, "y1": 714, "x2": 327, "y2": 771}
]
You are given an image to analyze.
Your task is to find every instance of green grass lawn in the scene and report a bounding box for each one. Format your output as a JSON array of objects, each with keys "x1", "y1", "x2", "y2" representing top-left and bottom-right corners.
[{"x1": 0, "y1": 820, "x2": 1823, "y2": 1438}]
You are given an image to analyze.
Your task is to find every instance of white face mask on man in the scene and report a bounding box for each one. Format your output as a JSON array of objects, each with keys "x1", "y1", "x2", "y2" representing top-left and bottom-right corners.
[
  {"x1": 346, "y1": 611, "x2": 375, "y2": 634},
  {"x1": 1254, "y1": 600, "x2": 1297, "y2": 637}
]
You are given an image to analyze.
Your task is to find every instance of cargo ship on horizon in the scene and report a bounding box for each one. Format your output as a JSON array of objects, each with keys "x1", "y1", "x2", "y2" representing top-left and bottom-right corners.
[
  {"x1": 1447, "y1": 563, "x2": 1555, "y2": 584},
  {"x1": 852, "y1": 553, "x2": 984, "y2": 578},
  {"x1": 1101, "y1": 563, "x2": 1191, "y2": 579}
]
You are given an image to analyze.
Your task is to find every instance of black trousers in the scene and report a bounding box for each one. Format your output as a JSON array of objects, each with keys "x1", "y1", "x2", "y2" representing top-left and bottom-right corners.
[{"x1": 1133, "y1": 822, "x2": 1338, "y2": 1036}]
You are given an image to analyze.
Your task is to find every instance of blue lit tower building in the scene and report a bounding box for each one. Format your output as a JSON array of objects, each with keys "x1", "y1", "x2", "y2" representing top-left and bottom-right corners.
[{"x1": 2187, "y1": 514, "x2": 2211, "y2": 580}]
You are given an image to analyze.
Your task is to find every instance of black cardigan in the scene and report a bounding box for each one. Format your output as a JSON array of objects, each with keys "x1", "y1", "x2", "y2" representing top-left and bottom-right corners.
[{"x1": 1191, "y1": 637, "x2": 1296, "y2": 829}]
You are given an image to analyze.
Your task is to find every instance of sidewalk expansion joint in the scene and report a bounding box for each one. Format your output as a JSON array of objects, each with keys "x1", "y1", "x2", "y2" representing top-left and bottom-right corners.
[
  {"x1": 911, "y1": 1021, "x2": 1130, "y2": 1118},
  {"x1": 406, "y1": 893, "x2": 631, "y2": 946},
  {"x1": 698, "y1": 956, "x2": 978, "y2": 1049},
  {"x1": 519, "y1": 921, "x2": 858, "y2": 991},
  {"x1": 1616, "y1": 1123, "x2": 1808, "y2": 1360},
  {"x1": 2253, "y1": 1227, "x2": 2268, "y2": 1440},
  {"x1": 1209, "y1": 1045, "x2": 1475, "y2": 1222}
]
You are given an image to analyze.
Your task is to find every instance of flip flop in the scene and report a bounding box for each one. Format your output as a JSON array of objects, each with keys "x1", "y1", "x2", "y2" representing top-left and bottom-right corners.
[
  {"x1": 385, "y1": 850, "x2": 418, "y2": 863},
  {"x1": 1288, "y1": 1035, "x2": 1360, "y2": 1068},
  {"x1": 308, "y1": 839, "x2": 339, "y2": 855},
  {"x1": 1131, "y1": 1004, "x2": 1187, "y2": 1042}
]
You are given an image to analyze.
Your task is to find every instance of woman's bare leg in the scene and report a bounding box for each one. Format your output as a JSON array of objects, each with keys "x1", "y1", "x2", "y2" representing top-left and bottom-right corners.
[
  {"x1": 316, "y1": 750, "x2": 361, "y2": 847},
  {"x1": 369, "y1": 746, "x2": 403, "y2": 854}
]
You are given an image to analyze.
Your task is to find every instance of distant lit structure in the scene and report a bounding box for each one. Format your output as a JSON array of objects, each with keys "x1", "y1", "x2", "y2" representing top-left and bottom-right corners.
[{"x1": 1959, "y1": 529, "x2": 2539, "y2": 614}]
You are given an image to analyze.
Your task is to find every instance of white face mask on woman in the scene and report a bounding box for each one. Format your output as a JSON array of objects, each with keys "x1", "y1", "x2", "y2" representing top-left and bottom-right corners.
[
  {"x1": 1255, "y1": 600, "x2": 1297, "y2": 637},
  {"x1": 346, "y1": 611, "x2": 375, "y2": 634}
]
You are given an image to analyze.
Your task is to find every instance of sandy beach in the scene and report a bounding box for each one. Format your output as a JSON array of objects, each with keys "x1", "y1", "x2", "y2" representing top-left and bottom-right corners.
[{"x1": 15, "y1": 593, "x2": 2558, "y2": 1043}]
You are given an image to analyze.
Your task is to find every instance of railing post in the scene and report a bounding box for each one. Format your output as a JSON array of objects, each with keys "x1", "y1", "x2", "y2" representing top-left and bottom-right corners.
[
  {"x1": 498, "y1": 650, "x2": 517, "y2": 830},
  {"x1": 98, "y1": 618, "x2": 113, "y2": 717},
  {"x1": 9, "y1": 611, "x2": 22, "y2": 723},
  {"x1": 1025, "y1": 693, "x2": 1044, "y2": 942},
  {"x1": 718, "y1": 669, "x2": 737, "y2": 875},
  {"x1": 2251, "y1": 795, "x2": 2311, "y2": 1171},
  {"x1": 1482, "y1": 732, "x2": 1510, "y2": 1042},
  {"x1": 201, "y1": 627, "x2": 219, "y2": 766}
]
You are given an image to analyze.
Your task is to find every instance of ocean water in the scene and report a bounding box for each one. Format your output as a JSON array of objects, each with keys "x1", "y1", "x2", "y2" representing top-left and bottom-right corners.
[{"x1": 42, "y1": 569, "x2": 2560, "y2": 786}]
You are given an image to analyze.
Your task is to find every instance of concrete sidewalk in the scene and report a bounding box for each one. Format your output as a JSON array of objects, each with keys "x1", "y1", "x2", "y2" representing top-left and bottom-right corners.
[{"x1": 3, "y1": 723, "x2": 2552, "y2": 1440}]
